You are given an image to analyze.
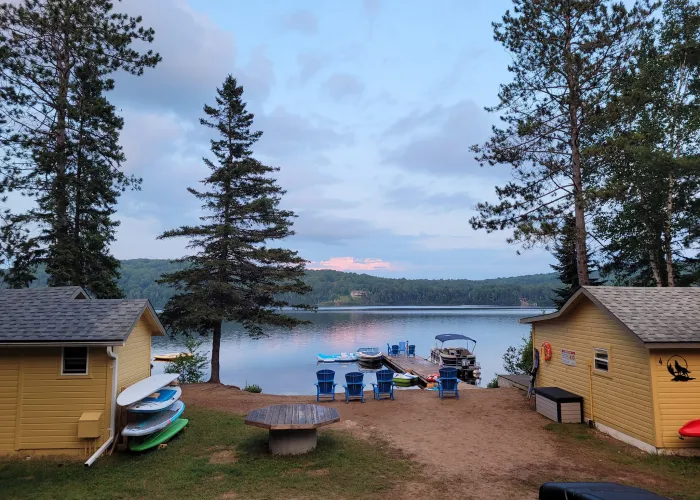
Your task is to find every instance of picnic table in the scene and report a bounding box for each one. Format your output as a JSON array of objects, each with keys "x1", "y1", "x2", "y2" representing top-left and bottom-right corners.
[{"x1": 244, "y1": 404, "x2": 340, "y2": 455}]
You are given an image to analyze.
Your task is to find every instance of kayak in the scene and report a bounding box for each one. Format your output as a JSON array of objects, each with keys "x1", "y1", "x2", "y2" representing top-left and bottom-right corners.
[
  {"x1": 679, "y1": 419, "x2": 700, "y2": 438},
  {"x1": 393, "y1": 373, "x2": 418, "y2": 387},
  {"x1": 317, "y1": 353, "x2": 358, "y2": 363}
]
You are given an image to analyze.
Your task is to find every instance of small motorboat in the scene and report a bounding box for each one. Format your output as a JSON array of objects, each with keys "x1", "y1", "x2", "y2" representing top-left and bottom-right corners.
[
  {"x1": 679, "y1": 419, "x2": 700, "y2": 438},
  {"x1": 393, "y1": 372, "x2": 418, "y2": 387},
  {"x1": 356, "y1": 347, "x2": 382, "y2": 362},
  {"x1": 317, "y1": 352, "x2": 358, "y2": 363}
]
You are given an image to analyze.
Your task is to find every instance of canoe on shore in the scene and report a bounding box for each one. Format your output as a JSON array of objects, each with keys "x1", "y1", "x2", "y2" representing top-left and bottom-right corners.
[{"x1": 317, "y1": 353, "x2": 358, "y2": 363}]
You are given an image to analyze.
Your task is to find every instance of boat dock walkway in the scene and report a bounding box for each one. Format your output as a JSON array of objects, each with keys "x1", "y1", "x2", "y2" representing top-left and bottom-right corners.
[{"x1": 383, "y1": 354, "x2": 436, "y2": 385}]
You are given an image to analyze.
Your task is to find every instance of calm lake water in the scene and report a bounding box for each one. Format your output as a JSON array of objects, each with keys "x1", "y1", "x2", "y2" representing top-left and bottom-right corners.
[{"x1": 151, "y1": 306, "x2": 549, "y2": 395}]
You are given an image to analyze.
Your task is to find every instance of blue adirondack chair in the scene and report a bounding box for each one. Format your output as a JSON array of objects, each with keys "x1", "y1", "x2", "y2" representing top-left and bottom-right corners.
[
  {"x1": 407, "y1": 345, "x2": 416, "y2": 358},
  {"x1": 315, "y1": 369, "x2": 337, "y2": 402},
  {"x1": 398, "y1": 341, "x2": 407, "y2": 355},
  {"x1": 371, "y1": 369, "x2": 395, "y2": 400},
  {"x1": 343, "y1": 371, "x2": 365, "y2": 403},
  {"x1": 437, "y1": 367, "x2": 459, "y2": 399},
  {"x1": 387, "y1": 343, "x2": 399, "y2": 356}
]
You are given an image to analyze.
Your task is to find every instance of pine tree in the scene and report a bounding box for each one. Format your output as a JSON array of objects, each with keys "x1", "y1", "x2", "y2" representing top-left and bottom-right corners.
[
  {"x1": 471, "y1": 0, "x2": 654, "y2": 286},
  {"x1": 0, "y1": 0, "x2": 160, "y2": 296},
  {"x1": 158, "y1": 76, "x2": 313, "y2": 384},
  {"x1": 550, "y1": 216, "x2": 600, "y2": 309},
  {"x1": 592, "y1": 0, "x2": 700, "y2": 287}
]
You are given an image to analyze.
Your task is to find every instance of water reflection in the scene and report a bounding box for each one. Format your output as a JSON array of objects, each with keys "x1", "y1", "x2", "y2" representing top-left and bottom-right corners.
[{"x1": 152, "y1": 307, "x2": 548, "y2": 395}]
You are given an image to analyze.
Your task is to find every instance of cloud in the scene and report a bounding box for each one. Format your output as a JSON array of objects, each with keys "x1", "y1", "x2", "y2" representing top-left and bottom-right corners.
[
  {"x1": 381, "y1": 100, "x2": 494, "y2": 176},
  {"x1": 238, "y1": 46, "x2": 275, "y2": 104},
  {"x1": 322, "y1": 73, "x2": 364, "y2": 101},
  {"x1": 384, "y1": 186, "x2": 474, "y2": 213},
  {"x1": 278, "y1": 10, "x2": 318, "y2": 35},
  {"x1": 113, "y1": 0, "x2": 236, "y2": 115},
  {"x1": 255, "y1": 107, "x2": 354, "y2": 157},
  {"x1": 363, "y1": 0, "x2": 381, "y2": 20},
  {"x1": 294, "y1": 52, "x2": 329, "y2": 85},
  {"x1": 292, "y1": 212, "x2": 382, "y2": 245},
  {"x1": 308, "y1": 257, "x2": 397, "y2": 271}
]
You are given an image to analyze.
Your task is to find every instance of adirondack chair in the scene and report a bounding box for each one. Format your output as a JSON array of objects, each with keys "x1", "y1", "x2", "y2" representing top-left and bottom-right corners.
[
  {"x1": 371, "y1": 369, "x2": 395, "y2": 400},
  {"x1": 437, "y1": 367, "x2": 459, "y2": 399},
  {"x1": 398, "y1": 341, "x2": 407, "y2": 355},
  {"x1": 407, "y1": 345, "x2": 416, "y2": 358},
  {"x1": 343, "y1": 371, "x2": 366, "y2": 403},
  {"x1": 315, "y1": 369, "x2": 337, "y2": 402},
  {"x1": 387, "y1": 343, "x2": 399, "y2": 356}
]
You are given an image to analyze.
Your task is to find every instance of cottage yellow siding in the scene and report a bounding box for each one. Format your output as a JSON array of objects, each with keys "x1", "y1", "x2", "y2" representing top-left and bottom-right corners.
[
  {"x1": 0, "y1": 350, "x2": 19, "y2": 451},
  {"x1": 534, "y1": 299, "x2": 655, "y2": 446},
  {"x1": 649, "y1": 349, "x2": 700, "y2": 449},
  {"x1": 115, "y1": 316, "x2": 153, "y2": 389},
  {"x1": 0, "y1": 347, "x2": 111, "y2": 453}
]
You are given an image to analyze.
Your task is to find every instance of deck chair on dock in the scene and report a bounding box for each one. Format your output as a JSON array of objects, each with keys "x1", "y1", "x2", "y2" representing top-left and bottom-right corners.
[
  {"x1": 343, "y1": 372, "x2": 366, "y2": 403},
  {"x1": 398, "y1": 341, "x2": 407, "y2": 355},
  {"x1": 437, "y1": 367, "x2": 459, "y2": 399},
  {"x1": 387, "y1": 343, "x2": 400, "y2": 356},
  {"x1": 315, "y1": 369, "x2": 337, "y2": 402},
  {"x1": 371, "y1": 369, "x2": 395, "y2": 400},
  {"x1": 407, "y1": 345, "x2": 416, "y2": 358}
]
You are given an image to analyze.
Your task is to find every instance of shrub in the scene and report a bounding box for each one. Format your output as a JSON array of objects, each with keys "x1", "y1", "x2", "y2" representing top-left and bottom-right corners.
[
  {"x1": 487, "y1": 376, "x2": 499, "y2": 389},
  {"x1": 503, "y1": 333, "x2": 533, "y2": 375},
  {"x1": 164, "y1": 336, "x2": 209, "y2": 383},
  {"x1": 244, "y1": 384, "x2": 262, "y2": 393}
]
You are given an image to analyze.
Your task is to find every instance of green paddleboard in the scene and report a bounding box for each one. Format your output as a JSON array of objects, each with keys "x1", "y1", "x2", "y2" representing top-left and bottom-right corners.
[{"x1": 130, "y1": 418, "x2": 188, "y2": 452}]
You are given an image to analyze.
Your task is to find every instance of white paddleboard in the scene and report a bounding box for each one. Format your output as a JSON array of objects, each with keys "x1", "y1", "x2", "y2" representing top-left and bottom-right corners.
[
  {"x1": 122, "y1": 400, "x2": 185, "y2": 437},
  {"x1": 116, "y1": 373, "x2": 180, "y2": 407},
  {"x1": 127, "y1": 386, "x2": 182, "y2": 413}
]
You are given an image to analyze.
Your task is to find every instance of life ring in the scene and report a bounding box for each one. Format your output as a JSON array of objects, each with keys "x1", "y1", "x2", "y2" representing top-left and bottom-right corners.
[{"x1": 542, "y1": 342, "x2": 552, "y2": 361}]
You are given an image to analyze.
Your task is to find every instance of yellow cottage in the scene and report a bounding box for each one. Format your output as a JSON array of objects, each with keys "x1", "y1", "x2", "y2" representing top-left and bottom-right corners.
[
  {"x1": 0, "y1": 286, "x2": 164, "y2": 462},
  {"x1": 521, "y1": 286, "x2": 700, "y2": 455}
]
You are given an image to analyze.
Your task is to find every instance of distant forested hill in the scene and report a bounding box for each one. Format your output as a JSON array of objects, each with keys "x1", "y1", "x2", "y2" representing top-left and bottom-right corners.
[{"x1": 21, "y1": 258, "x2": 560, "y2": 308}]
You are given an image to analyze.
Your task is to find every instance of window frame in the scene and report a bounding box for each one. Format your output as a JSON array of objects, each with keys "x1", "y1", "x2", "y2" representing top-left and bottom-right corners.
[
  {"x1": 593, "y1": 346, "x2": 610, "y2": 375},
  {"x1": 61, "y1": 346, "x2": 90, "y2": 376}
]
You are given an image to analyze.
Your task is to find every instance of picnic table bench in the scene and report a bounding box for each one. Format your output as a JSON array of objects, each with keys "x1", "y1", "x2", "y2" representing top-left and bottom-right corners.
[{"x1": 244, "y1": 404, "x2": 340, "y2": 455}]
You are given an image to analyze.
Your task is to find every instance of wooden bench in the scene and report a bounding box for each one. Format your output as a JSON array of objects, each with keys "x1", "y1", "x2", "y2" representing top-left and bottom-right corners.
[{"x1": 244, "y1": 404, "x2": 340, "y2": 455}]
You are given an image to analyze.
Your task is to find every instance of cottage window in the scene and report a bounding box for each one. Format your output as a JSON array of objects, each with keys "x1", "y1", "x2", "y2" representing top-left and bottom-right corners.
[
  {"x1": 593, "y1": 348, "x2": 609, "y2": 373},
  {"x1": 62, "y1": 347, "x2": 89, "y2": 375}
]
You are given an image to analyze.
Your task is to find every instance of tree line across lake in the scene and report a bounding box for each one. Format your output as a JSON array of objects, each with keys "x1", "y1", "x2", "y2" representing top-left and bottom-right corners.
[{"x1": 25, "y1": 259, "x2": 560, "y2": 309}]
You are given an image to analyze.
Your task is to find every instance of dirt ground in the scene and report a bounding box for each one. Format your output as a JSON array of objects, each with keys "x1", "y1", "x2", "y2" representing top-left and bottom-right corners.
[{"x1": 182, "y1": 384, "x2": 677, "y2": 500}]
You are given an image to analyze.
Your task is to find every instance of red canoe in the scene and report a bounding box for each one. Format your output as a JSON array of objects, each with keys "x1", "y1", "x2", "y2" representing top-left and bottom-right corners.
[{"x1": 679, "y1": 419, "x2": 700, "y2": 438}]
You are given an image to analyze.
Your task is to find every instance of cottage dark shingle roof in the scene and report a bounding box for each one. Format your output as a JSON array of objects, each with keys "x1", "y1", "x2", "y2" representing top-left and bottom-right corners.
[
  {"x1": 0, "y1": 287, "x2": 163, "y2": 344},
  {"x1": 521, "y1": 286, "x2": 700, "y2": 344}
]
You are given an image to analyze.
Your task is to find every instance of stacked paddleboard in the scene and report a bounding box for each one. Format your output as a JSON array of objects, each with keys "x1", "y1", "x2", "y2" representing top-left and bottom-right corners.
[{"x1": 116, "y1": 373, "x2": 188, "y2": 451}]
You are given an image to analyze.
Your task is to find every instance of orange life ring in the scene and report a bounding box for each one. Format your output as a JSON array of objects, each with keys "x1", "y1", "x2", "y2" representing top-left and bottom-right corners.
[{"x1": 542, "y1": 342, "x2": 553, "y2": 361}]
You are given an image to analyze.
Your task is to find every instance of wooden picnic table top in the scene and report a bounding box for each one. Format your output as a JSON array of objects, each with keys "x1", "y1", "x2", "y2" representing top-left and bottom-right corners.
[{"x1": 244, "y1": 404, "x2": 340, "y2": 431}]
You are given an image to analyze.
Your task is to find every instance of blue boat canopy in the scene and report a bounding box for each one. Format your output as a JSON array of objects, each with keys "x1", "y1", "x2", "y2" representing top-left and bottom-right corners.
[{"x1": 435, "y1": 334, "x2": 476, "y2": 344}]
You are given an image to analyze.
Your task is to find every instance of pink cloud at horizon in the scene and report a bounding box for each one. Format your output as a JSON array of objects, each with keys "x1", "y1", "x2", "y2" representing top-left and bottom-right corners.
[{"x1": 307, "y1": 256, "x2": 398, "y2": 272}]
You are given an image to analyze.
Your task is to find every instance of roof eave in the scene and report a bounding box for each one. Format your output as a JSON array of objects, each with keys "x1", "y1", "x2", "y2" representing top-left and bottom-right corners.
[
  {"x1": 644, "y1": 342, "x2": 700, "y2": 349},
  {"x1": 0, "y1": 340, "x2": 124, "y2": 347}
]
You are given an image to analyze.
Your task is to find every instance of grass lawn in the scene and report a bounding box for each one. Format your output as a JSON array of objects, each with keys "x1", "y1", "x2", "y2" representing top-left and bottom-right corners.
[
  {"x1": 0, "y1": 406, "x2": 418, "y2": 500},
  {"x1": 545, "y1": 423, "x2": 700, "y2": 500}
]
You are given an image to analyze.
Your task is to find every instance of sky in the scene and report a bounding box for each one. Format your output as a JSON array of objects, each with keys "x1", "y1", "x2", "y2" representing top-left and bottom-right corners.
[{"x1": 101, "y1": 0, "x2": 555, "y2": 279}]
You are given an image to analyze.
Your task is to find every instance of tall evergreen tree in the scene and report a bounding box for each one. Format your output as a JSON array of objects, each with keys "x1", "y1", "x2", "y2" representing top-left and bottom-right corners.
[
  {"x1": 0, "y1": 0, "x2": 160, "y2": 295},
  {"x1": 550, "y1": 216, "x2": 600, "y2": 308},
  {"x1": 592, "y1": 0, "x2": 700, "y2": 287},
  {"x1": 471, "y1": 0, "x2": 654, "y2": 286},
  {"x1": 158, "y1": 76, "x2": 313, "y2": 384}
]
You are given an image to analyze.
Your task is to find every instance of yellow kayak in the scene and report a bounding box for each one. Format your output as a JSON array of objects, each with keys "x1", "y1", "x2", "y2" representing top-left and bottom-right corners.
[{"x1": 153, "y1": 352, "x2": 193, "y2": 362}]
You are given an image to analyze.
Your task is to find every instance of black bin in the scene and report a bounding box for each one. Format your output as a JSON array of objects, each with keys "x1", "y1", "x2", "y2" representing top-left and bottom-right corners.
[{"x1": 539, "y1": 482, "x2": 669, "y2": 500}]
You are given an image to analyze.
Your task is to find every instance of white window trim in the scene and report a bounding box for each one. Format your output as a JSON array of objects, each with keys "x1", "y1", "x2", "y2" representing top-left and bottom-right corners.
[
  {"x1": 593, "y1": 347, "x2": 610, "y2": 374},
  {"x1": 61, "y1": 346, "x2": 89, "y2": 376}
]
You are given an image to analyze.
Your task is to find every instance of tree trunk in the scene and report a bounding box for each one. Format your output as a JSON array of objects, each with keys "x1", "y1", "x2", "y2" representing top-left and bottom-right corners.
[
  {"x1": 649, "y1": 250, "x2": 663, "y2": 287},
  {"x1": 208, "y1": 321, "x2": 222, "y2": 384},
  {"x1": 565, "y1": 11, "x2": 590, "y2": 287},
  {"x1": 664, "y1": 174, "x2": 675, "y2": 287}
]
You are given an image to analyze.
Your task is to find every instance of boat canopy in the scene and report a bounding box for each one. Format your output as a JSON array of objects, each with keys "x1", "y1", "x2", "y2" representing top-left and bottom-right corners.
[{"x1": 435, "y1": 334, "x2": 477, "y2": 344}]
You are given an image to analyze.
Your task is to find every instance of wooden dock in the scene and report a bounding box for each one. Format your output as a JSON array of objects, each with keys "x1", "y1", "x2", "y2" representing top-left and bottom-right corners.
[{"x1": 382, "y1": 354, "x2": 440, "y2": 386}]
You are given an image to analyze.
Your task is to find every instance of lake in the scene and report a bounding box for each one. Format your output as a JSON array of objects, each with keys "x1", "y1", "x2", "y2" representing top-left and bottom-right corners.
[{"x1": 151, "y1": 306, "x2": 549, "y2": 395}]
